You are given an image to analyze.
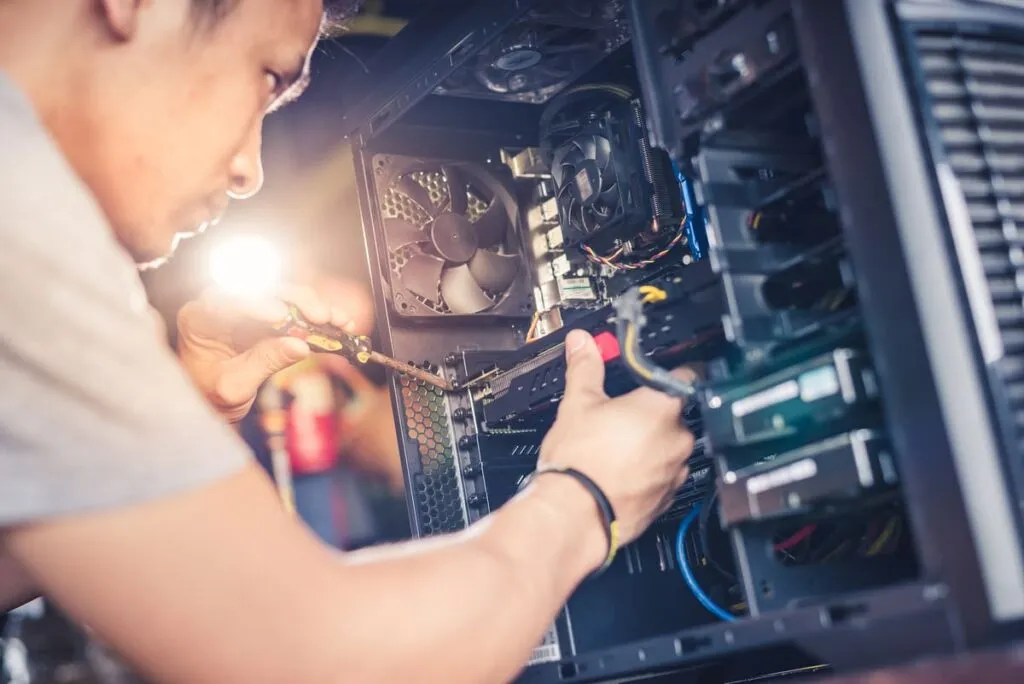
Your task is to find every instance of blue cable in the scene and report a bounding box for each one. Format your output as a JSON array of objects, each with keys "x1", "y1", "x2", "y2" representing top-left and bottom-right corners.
[{"x1": 676, "y1": 504, "x2": 736, "y2": 622}]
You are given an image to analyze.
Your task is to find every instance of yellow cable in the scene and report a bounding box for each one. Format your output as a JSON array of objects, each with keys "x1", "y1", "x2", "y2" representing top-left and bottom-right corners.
[
  {"x1": 867, "y1": 517, "x2": 899, "y2": 557},
  {"x1": 526, "y1": 312, "x2": 540, "y2": 342},
  {"x1": 638, "y1": 285, "x2": 667, "y2": 304},
  {"x1": 623, "y1": 324, "x2": 655, "y2": 381}
]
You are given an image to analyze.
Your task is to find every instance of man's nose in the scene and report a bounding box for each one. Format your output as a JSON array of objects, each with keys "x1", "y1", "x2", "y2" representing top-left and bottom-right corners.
[{"x1": 228, "y1": 121, "x2": 265, "y2": 200}]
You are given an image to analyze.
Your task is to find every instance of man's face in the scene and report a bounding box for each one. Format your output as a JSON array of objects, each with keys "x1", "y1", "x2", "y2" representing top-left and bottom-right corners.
[{"x1": 60, "y1": 0, "x2": 323, "y2": 265}]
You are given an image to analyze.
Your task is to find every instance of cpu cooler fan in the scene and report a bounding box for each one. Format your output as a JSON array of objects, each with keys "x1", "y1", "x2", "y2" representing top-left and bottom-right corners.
[
  {"x1": 544, "y1": 86, "x2": 686, "y2": 250},
  {"x1": 375, "y1": 157, "x2": 531, "y2": 317},
  {"x1": 432, "y1": 0, "x2": 629, "y2": 104},
  {"x1": 552, "y1": 131, "x2": 625, "y2": 244},
  {"x1": 544, "y1": 89, "x2": 647, "y2": 247}
]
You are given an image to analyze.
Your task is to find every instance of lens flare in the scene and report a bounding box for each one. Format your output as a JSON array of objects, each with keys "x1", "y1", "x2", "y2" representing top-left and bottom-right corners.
[{"x1": 209, "y1": 235, "x2": 282, "y2": 298}]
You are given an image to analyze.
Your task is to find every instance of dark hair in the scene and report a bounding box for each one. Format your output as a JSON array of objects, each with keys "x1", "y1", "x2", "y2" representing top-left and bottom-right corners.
[{"x1": 191, "y1": 0, "x2": 365, "y2": 23}]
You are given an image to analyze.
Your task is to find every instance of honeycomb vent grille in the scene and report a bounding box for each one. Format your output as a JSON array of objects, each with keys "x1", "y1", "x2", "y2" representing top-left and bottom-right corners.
[{"x1": 399, "y1": 375, "x2": 466, "y2": 535}]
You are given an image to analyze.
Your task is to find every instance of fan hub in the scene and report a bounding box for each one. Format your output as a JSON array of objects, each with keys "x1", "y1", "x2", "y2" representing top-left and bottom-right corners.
[
  {"x1": 569, "y1": 161, "x2": 601, "y2": 206},
  {"x1": 430, "y1": 213, "x2": 479, "y2": 264},
  {"x1": 494, "y1": 48, "x2": 544, "y2": 71}
]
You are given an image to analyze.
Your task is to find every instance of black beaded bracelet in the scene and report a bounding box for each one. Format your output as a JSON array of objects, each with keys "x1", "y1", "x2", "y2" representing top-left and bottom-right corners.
[{"x1": 523, "y1": 467, "x2": 620, "y2": 576}]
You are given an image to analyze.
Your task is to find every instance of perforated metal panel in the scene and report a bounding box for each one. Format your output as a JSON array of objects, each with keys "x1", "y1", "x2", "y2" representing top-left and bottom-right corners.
[{"x1": 398, "y1": 375, "x2": 466, "y2": 535}]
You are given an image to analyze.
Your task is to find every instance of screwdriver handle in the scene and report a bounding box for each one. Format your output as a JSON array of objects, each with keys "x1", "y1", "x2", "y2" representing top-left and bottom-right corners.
[{"x1": 273, "y1": 305, "x2": 372, "y2": 363}]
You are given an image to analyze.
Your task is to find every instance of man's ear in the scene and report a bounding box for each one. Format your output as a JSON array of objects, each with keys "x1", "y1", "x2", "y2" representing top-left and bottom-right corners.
[{"x1": 97, "y1": 0, "x2": 147, "y2": 41}]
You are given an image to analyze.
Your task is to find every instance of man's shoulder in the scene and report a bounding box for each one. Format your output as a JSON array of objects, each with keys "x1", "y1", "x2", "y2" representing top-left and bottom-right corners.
[
  {"x1": 0, "y1": 71, "x2": 145, "y2": 304},
  {"x1": 0, "y1": 71, "x2": 112, "y2": 234}
]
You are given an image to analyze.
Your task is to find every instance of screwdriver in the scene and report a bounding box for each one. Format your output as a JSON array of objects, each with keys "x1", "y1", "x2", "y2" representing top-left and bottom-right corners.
[{"x1": 272, "y1": 305, "x2": 457, "y2": 392}]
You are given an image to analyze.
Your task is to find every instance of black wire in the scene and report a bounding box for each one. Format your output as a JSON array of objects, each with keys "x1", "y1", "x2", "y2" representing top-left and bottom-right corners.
[{"x1": 698, "y1": 489, "x2": 735, "y2": 580}]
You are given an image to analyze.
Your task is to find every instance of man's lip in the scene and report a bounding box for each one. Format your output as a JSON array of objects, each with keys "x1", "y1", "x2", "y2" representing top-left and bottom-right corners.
[{"x1": 180, "y1": 204, "x2": 228, "y2": 238}]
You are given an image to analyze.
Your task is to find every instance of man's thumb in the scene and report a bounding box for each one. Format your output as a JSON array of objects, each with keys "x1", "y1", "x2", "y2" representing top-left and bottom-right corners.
[{"x1": 562, "y1": 330, "x2": 607, "y2": 407}]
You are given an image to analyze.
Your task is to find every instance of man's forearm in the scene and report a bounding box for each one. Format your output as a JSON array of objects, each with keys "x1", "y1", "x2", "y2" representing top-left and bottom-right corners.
[
  {"x1": 331, "y1": 475, "x2": 605, "y2": 684},
  {"x1": 0, "y1": 546, "x2": 37, "y2": 613},
  {"x1": 6, "y1": 467, "x2": 607, "y2": 684}
]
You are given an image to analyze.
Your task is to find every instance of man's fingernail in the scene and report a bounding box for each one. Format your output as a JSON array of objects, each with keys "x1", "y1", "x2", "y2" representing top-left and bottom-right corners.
[{"x1": 566, "y1": 330, "x2": 588, "y2": 358}]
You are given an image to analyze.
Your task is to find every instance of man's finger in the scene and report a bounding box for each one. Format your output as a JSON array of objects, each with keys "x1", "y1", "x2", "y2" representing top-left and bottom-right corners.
[
  {"x1": 311, "y1": 276, "x2": 375, "y2": 334},
  {"x1": 624, "y1": 366, "x2": 700, "y2": 416},
  {"x1": 560, "y1": 330, "x2": 608, "y2": 411},
  {"x1": 215, "y1": 337, "x2": 310, "y2": 408},
  {"x1": 673, "y1": 465, "x2": 692, "y2": 490},
  {"x1": 277, "y1": 284, "x2": 330, "y2": 326}
]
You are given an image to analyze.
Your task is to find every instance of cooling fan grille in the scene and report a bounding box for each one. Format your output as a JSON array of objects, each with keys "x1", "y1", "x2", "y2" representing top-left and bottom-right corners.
[
  {"x1": 376, "y1": 160, "x2": 529, "y2": 317},
  {"x1": 381, "y1": 170, "x2": 496, "y2": 314}
]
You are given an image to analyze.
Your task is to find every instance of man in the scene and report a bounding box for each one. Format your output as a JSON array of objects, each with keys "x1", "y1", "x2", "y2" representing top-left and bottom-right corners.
[{"x1": 0, "y1": 1, "x2": 696, "y2": 682}]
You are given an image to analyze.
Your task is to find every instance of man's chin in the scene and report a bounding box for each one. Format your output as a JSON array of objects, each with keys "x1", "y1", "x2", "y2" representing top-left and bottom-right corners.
[
  {"x1": 134, "y1": 233, "x2": 188, "y2": 271},
  {"x1": 136, "y1": 255, "x2": 171, "y2": 272}
]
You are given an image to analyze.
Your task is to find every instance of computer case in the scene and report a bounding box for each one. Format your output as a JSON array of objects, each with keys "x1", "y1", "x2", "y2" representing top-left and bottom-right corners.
[{"x1": 342, "y1": 1, "x2": 1024, "y2": 681}]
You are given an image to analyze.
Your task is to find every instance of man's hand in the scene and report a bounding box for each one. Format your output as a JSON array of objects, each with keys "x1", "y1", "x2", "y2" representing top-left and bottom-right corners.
[
  {"x1": 537, "y1": 329, "x2": 696, "y2": 549},
  {"x1": 176, "y1": 286, "x2": 356, "y2": 423}
]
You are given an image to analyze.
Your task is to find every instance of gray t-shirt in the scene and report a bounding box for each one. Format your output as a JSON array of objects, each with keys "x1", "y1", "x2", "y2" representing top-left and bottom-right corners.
[{"x1": 0, "y1": 71, "x2": 249, "y2": 524}]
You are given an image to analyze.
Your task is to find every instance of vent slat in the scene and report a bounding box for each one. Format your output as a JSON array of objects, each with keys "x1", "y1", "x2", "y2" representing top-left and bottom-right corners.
[
  {"x1": 1002, "y1": 328, "x2": 1024, "y2": 354},
  {"x1": 985, "y1": 275, "x2": 1022, "y2": 300},
  {"x1": 918, "y1": 27, "x2": 1024, "y2": 450},
  {"x1": 975, "y1": 225, "x2": 1008, "y2": 248},
  {"x1": 996, "y1": 304, "x2": 1024, "y2": 326},
  {"x1": 982, "y1": 251, "x2": 1014, "y2": 275}
]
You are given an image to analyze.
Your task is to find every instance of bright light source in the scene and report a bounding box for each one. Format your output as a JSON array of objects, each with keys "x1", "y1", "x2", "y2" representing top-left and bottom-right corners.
[{"x1": 209, "y1": 234, "x2": 283, "y2": 298}]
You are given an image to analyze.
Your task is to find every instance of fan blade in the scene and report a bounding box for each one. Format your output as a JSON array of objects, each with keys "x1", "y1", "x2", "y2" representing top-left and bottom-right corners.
[
  {"x1": 397, "y1": 175, "x2": 435, "y2": 215},
  {"x1": 384, "y1": 218, "x2": 427, "y2": 249},
  {"x1": 579, "y1": 135, "x2": 598, "y2": 163},
  {"x1": 551, "y1": 144, "x2": 573, "y2": 187},
  {"x1": 595, "y1": 135, "x2": 612, "y2": 172},
  {"x1": 534, "y1": 26, "x2": 575, "y2": 47},
  {"x1": 579, "y1": 201, "x2": 594, "y2": 234},
  {"x1": 441, "y1": 265, "x2": 493, "y2": 314},
  {"x1": 598, "y1": 181, "x2": 618, "y2": 206},
  {"x1": 532, "y1": 61, "x2": 574, "y2": 79},
  {"x1": 563, "y1": 148, "x2": 586, "y2": 167},
  {"x1": 468, "y1": 250, "x2": 520, "y2": 293},
  {"x1": 543, "y1": 44, "x2": 597, "y2": 56},
  {"x1": 443, "y1": 166, "x2": 468, "y2": 216},
  {"x1": 473, "y1": 199, "x2": 508, "y2": 249},
  {"x1": 401, "y1": 251, "x2": 446, "y2": 302}
]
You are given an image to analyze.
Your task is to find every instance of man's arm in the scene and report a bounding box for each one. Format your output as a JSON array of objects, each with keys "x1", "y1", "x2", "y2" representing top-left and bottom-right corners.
[
  {"x1": 0, "y1": 548, "x2": 37, "y2": 613},
  {"x1": 8, "y1": 332, "x2": 693, "y2": 684},
  {"x1": 8, "y1": 465, "x2": 603, "y2": 684}
]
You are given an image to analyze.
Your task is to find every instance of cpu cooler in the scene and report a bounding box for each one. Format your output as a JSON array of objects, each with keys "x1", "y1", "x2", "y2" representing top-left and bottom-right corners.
[
  {"x1": 374, "y1": 156, "x2": 532, "y2": 317},
  {"x1": 543, "y1": 86, "x2": 684, "y2": 249},
  {"x1": 433, "y1": 0, "x2": 629, "y2": 104}
]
